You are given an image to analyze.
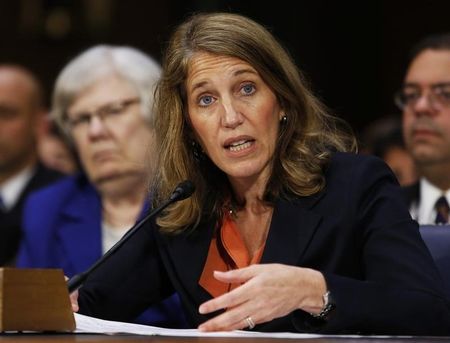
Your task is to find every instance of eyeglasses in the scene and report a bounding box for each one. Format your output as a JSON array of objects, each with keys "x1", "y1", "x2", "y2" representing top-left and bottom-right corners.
[
  {"x1": 65, "y1": 97, "x2": 140, "y2": 132},
  {"x1": 394, "y1": 82, "x2": 450, "y2": 111}
]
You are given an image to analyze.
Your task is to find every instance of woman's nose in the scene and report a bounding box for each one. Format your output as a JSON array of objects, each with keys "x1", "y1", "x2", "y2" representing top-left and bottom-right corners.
[
  {"x1": 221, "y1": 100, "x2": 244, "y2": 129},
  {"x1": 87, "y1": 115, "x2": 108, "y2": 138}
]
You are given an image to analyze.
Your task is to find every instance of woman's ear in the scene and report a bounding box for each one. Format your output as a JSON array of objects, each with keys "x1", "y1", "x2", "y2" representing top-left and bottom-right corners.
[{"x1": 279, "y1": 113, "x2": 287, "y2": 124}]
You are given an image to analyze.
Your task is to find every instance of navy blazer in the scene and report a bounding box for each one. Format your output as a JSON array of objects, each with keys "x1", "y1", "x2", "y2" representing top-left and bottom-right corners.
[
  {"x1": 77, "y1": 153, "x2": 450, "y2": 335},
  {"x1": 16, "y1": 174, "x2": 186, "y2": 327}
]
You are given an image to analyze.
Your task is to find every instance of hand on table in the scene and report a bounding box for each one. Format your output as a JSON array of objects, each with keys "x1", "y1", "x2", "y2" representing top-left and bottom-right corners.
[
  {"x1": 65, "y1": 275, "x2": 79, "y2": 312},
  {"x1": 198, "y1": 263, "x2": 327, "y2": 332}
]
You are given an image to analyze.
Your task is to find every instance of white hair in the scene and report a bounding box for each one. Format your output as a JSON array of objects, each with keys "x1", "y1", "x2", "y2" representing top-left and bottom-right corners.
[{"x1": 52, "y1": 45, "x2": 161, "y2": 133}]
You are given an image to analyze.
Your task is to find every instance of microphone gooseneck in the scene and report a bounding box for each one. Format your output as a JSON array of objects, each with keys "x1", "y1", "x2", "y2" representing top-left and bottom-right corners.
[
  {"x1": 67, "y1": 180, "x2": 195, "y2": 293},
  {"x1": 169, "y1": 180, "x2": 195, "y2": 201}
]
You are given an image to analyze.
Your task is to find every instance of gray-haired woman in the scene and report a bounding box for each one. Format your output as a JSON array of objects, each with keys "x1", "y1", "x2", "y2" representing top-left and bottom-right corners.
[{"x1": 17, "y1": 45, "x2": 185, "y2": 327}]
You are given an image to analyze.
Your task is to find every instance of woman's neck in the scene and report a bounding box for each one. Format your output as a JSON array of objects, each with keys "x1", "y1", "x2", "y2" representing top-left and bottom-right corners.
[
  {"x1": 228, "y1": 174, "x2": 274, "y2": 259},
  {"x1": 228, "y1": 173, "x2": 269, "y2": 209},
  {"x1": 101, "y1": 190, "x2": 146, "y2": 229},
  {"x1": 231, "y1": 202, "x2": 273, "y2": 261}
]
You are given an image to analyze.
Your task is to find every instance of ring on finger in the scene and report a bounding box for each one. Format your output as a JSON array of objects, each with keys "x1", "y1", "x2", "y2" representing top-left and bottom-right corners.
[{"x1": 245, "y1": 316, "x2": 255, "y2": 330}]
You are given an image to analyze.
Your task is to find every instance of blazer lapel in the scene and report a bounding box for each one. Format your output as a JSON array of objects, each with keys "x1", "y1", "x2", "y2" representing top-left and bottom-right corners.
[
  {"x1": 58, "y1": 183, "x2": 102, "y2": 275},
  {"x1": 163, "y1": 219, "x2": 216, "y2": 303},
  {"x1": 166, "y1": 193, "x2": 325, "y2": 305},
  {"x1": 261, "y1": 194, "x2": 324, "y2": 265}
]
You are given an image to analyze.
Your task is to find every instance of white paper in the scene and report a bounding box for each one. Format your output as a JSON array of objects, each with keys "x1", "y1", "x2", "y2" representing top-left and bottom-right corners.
[
  {"x1": 75, "y1": 313, "x2": 416, "y2": 339},
  {"x1": 74, "y1": 313, "x2": 323, "y2": 338}
]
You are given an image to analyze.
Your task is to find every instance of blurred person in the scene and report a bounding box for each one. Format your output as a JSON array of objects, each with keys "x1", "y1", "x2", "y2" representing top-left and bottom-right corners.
[
  {"x1": 0, "y1": 65, "x2": 62, "y2": 266},
  {"x1": 395, "y1": 33, "x2": 450, "y2": 224},
  {"x1": 359, "y1": 115, "x2": 401, "y2": 154},
  {"x1": 16, "y1": 45, "x2": 185, "y2": 327},
  {"x1": 360, "y1": 116, "x2": 418, "y2": 186},
  {"x1": 38, "y1": 119, "x2": 78, "y2": 174},
  {"x1": 374, "y1": 129, "x2": 418, "y2": 186},
  {"x1": 72, "y1": 13, "x2": 449, "y2": 335}
]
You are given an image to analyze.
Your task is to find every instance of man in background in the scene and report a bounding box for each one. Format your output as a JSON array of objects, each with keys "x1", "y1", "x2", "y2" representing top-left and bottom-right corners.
[
  {"x1": 0, "y1": 65, "x2": 62, "y2": 265},
  {"x1": 360, "y1": 115, "x2": 418, "y2": 187},
  {"x1": 397, "y1": 33, "x2": 450, "y2": 224}
]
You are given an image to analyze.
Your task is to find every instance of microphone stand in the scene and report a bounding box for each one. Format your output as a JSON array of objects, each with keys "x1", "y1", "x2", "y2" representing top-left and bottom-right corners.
[{"x1": 67, "y1": 181, "x2": 194, "y2": 293}]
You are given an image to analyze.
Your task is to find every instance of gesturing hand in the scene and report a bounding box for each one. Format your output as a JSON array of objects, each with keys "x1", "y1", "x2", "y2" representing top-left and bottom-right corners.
[
  {"x1": 69, "y1": 289, "x2": 79, "y2": 312},
  {"x1": 65, "y1": 275, "x2": 79, "y2": 312},
  {"x1": 198, "y1": 263, "x2": 327, "y2": 332}
]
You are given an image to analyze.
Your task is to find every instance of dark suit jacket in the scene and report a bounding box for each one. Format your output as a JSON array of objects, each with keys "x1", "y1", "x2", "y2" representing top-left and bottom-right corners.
[
  {"x1": 78, "y1": 153, "x2": 450, "y2": 335},
  {"x1": 401, "y1": 181, "x2": 419, "y2": 210},
  {"x1": 16, "y1": 173, "x2": 186, "y2": 328},
  {"x1": 0, "y1": 163, "x2": 62, "y2": 265}
]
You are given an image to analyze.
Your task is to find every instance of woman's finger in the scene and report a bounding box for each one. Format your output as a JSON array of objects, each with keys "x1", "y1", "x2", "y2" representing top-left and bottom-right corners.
[
  {"x1": 212, "y1": 266, "x2": 258, "y2": 283},
  {"x1": 199, "y1": 278, "x2": 254, "y2": 314},
  {"x1": 199, "y1": 301, "x2": 255, "y2": 331},
  {"x1": 70, "y1": 289, "x2": 79, "y2": 312}
]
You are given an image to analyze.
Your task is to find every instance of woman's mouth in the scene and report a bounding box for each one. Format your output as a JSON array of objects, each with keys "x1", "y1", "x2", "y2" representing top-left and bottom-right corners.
[{"x1": 226, "y1": 139, "x2": 254, "y2": 152}]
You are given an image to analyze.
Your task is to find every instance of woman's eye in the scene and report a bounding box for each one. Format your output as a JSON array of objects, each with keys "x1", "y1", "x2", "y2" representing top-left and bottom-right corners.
[
  {"x1": 241, "y1": 84, "x2": 255, "y2": 95},
  {"x1": 199, "y1": 95, "x2": 214, "y2": 106}
]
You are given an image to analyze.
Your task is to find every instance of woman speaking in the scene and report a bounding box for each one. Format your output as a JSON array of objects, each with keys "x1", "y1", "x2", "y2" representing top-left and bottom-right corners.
[{"x1": 73, "y1": 13, "x2": 450, "y2": 335}]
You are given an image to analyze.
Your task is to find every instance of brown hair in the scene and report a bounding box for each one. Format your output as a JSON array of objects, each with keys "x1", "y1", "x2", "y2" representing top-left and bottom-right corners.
[{"x1": 153, "y1": 12, "x2": 356, "y2": 233}]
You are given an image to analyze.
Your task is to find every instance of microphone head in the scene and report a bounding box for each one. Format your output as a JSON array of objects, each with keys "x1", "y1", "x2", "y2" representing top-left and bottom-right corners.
[{"x1": 170, "y1": 180, "x2": 195, "y2": 201}]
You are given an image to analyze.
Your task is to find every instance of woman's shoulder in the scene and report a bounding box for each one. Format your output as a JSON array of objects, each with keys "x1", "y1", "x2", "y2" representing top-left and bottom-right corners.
[
  {"x1": 329, "y1": 151, "x2": 384, "y2": 166},
  {"x1": 324, "y1": 152, "x2": 396, "y2": 188},
  {"x1": 26, "y1": 173, "x2": 94, "y2": 204},
  {"x1": 327, "y1": 152, "x2": 391, "y2": 175}
]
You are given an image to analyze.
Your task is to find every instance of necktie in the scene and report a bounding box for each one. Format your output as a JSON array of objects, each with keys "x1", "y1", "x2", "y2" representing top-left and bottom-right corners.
[{"x1": 434, "y1": 196, "x2": 450, "y2": 225}]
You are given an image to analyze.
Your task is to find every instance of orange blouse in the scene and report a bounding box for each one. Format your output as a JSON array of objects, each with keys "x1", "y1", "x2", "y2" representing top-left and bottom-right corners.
[{"x1": 199, "y1": 214, "x2": 265, "y2": 298}]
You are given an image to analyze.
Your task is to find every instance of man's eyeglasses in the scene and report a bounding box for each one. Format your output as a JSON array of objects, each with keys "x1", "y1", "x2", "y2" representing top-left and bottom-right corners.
[
  {"x1": 394, "y1": 82, "x2": 450, "y2": 111},
  {"x1": 65, "y1": 97, "x2": 140, "y2": 132}
]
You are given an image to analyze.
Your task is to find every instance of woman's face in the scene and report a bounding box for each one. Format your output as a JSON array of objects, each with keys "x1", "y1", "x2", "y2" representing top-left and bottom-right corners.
[
  {"x1": 186, "y1": 52, "x2": 283, "y2": 186},
  {"x1": 67, "y1": 74, "x2": 153, "y2": 189}
]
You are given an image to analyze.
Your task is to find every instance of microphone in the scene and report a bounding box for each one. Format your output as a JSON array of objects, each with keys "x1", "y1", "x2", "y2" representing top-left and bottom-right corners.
[
  {"x1": 67, "y1": 180, "x2": 195, "y2": 293},
  {"x1": 169, "y1": 180, "x2": 195, "y2": 201}
]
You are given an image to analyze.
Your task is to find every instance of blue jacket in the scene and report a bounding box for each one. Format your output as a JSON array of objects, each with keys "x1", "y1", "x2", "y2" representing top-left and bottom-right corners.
[{"x1": 16, "y1": 174, "x2": 186, "y2": 328}]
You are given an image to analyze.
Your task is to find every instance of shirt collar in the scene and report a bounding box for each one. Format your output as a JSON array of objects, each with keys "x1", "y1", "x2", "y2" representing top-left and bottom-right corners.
[
  {"x1": 416, "y1": 177, "x2": 450, "y2": 224},
  {"x1": 0, "y1": 165, "x2": 35, "y2": 211}
]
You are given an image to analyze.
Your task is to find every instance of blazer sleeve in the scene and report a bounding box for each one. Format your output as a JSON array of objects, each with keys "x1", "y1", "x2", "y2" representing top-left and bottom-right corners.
[
  {"x1": 297, "y1": 155, "x2": 450, "y2": 335},
  {"x1": 77, "y1": 219, "x2": 175, "y2": 322}
]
